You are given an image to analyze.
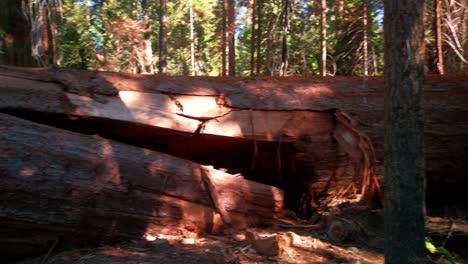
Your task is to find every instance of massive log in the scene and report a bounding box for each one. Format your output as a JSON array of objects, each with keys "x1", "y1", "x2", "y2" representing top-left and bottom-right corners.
[
  {"x1": 0, "y1": 113, "x2": 284, "y2": 259},
  {"x1": 1, "y1": 66, "x2": 465, "y2": 192},
  {"x1": 0, "y1": 66, "x2": 466, "y2": 220}
]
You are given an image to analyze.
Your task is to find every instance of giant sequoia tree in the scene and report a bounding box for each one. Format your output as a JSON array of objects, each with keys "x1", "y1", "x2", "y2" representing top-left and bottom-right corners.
[{"x1": 384, "y1": 0, "x2": 427, "y2": 263}]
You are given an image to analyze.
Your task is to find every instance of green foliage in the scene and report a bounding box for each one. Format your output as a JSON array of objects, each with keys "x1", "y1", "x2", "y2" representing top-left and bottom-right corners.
[
  {"x1": 425, "y1": 237, "x2": 458, "y2": 264},
  {"x1": 57, "y1": 1, "x2": 94, "y2": 69},
  {"x1": 54, "y1": 0, "x2": 385, "y2": 76}
]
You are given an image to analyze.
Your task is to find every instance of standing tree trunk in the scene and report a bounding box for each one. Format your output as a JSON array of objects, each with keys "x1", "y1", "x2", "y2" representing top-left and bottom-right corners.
[
  {"x1": 50, "y1": 5, "x2": 58, "y2": 65},
  {"x1": 335, "y1": 0, "x2": 344, "y2": 41},
  {"x1": 320, "y1": 0, "x2": 327, "y2": 76},
  {"x1": 250, "y1": 0, "x2": 256, "y2": 76},
  {"x1": 265, "y1": 11, "x2": 274, "y2": 76},
  {"x1": 41, "y1": 7, "x2": 50, "y2": 65},
  {"x1": 256, "y1": 0, "x2": 263, "y2": 75},
  {"x1": 384, "y1": 0, "x2": 426, "y2": 263},
  {"x1": 221, "y1": 0, "x2": 227, "y2": 76},
  {"x1": 23, "y1": 1, "x2": 60, "y2": 66},
  {"x1": 462, "y1": 5, "x2": 468, "y2": 73},
  {"x1": 142, "y1": 0, "x2": 154, "y2": 74},
  {"x1": 362, "y1": 0, "x2": 369, "y2": 76},
  {"x1": 0, "y1": 0, "x2": 33, "y2": 66},
  {"x1": 279, "y1": 0, "x2": 290, "y2": 76},
  {"x1": 159, "y1": 0, "x2": 168, "y2": 74},
  {"x1": 434, "y1": 0, "x2": 444, "y2": 75},
  {"x1": 227, "y1": 0, "x2": 236, "y2": 76},
  {"x1": 189, "y1": 0, "x2": 197, "y2": 76}
]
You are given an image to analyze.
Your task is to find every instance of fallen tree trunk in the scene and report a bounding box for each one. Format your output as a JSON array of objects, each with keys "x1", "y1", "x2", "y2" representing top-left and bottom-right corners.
[
  {"x1": 0, "y1": 66, "x2": 465, "y2": 198},
  {"x1": 0, "y1": 113, "x2": 284, "y2": 259},
  {"x1": 0, "y1": 67, "x2": 466, "y2": 256}
]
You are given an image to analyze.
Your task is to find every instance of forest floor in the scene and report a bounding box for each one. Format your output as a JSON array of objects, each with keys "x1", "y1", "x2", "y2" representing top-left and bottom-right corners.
[
  {"x1": 16, "y1": 227, "x2": 384, "y2": 264},
  {"x1": 14, "y1": 202, "x2": 468, "y2": 264}
]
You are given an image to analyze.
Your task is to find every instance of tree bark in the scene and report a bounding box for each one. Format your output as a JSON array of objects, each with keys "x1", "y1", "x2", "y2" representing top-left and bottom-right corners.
[
  {"x1": 434, "y1": 0, "x2": 445, "y2": 75},
  {"x1": 190, "y1": 0, "x2": 197, "y2": 76},
  {"x1": 280, "y1": 0, "x2": 290, "y2": 76},
  {"x1": 41, "y1": 7, "x2": 50, "y2": 65},
  {"x1": 320, "y1": 0, "x2": 327, "y2": 76},
  {"x1": 159, "y1": 0, "x2": 168, "y2": 74},
  {"x1": 142, "y1": 0, "x2": 154, "y2": 74},
  {"x1": 256, "y1": 0, "x2": 263, "y2": 75},
  {"x1": 0, "y1": 113, "x2": 284, "y2": 259},
  {"x1": 0, "y1": 0, "x2": 33, "y2": 66},
  {"x1": 250, "y1": 0, "x2": 256, "y2": 76},
  {"x1": 335, "y1": 0, "x2": 344, "y2": 41},
  {"x1": 383, "y1": 0, "x2": 427, "y2": 263},
  {"x1": 221, "y1": 0, "x2": 227, "y2": 76},
  {"x1": 362, "y1": 0, "x2": 369, "y2": 76},
  {"x1": 227, "y1": 0, "x2": 236, "y2": 76},
  {"x1": 0, "y1": 66, "x2": 466, "y2": 213},
  {"x1": 50, "y1": 5, "x2": 58, "y2": 65}
]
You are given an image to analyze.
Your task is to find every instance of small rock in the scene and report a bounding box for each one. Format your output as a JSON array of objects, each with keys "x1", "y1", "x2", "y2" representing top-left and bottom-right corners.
[
  {"x1": 181, "y1": 238, "x2": 196, "y2": 245},
  {"x1": 144, "y1": 235, "x2": 157, "y2": 241},
  {"x1": 246, "y1": 230, "x2": 283, "y2": 256},
  {"x1": 233, "y1": 233, "x2": 246, "y2": 242},
  {"x1": 283, "y1": 232, "x2": 301, "y2": 246}
]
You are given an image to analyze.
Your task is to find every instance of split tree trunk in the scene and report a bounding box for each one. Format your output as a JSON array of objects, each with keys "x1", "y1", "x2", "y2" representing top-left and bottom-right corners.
[
  {"x1": 0, "y1": 66, "x2": 465, "y2": 196},
  {"x1": 0, "y1": 66, "x2": 466, "y2": 258}
]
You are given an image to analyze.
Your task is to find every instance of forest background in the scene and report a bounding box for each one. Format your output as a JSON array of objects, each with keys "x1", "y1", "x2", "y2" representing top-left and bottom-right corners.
[{"x1": 0, "y1": 0, "x2": 466, "y2": 76}]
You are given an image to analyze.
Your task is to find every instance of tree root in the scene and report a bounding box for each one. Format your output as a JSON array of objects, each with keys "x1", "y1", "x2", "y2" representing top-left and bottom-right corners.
[{"x1": 333, "y1": 110, "x2": 382, "y2": 207}]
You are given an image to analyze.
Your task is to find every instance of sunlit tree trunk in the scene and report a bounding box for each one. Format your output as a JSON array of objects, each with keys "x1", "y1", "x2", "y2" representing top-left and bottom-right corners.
[
  {"x1": 25, "y1": 1, "x2": 61, "y2": 66},
  {"x1": 190, "y1": 0, "x2": 197, "y2": 76},
  {"x1": 372, "y1": 45, "x2": 379, "y2": 75},
  {"x1": 142, "y1": 0, "x2": 154, "y2": 74},
  {"x1": 50, "y1": 5, "x2": 58, "y2": 64},
  {"x1": 462, "y1": 3, "x2": 468, "y2": 73},
  {"x1": 256, "y1": 0, "x2": 263, "y2": 75},
  {"x1": 335, "y1": 0, "x2": 344, "y2": 41},
  {"x1": 227, "y1": 0, "x2": 236, "y2": 76},
  {"x1": 250, "y1": 0, "x2": 256, "y2": 76},
  {"x1": 159, "y1": 0, "x2": 168, "y2": 74},
  {"x1": 265, "y1": 14, "x2": 274, "y2": 76},
  {"x1": 221, "y1": 0, "x2": 227, "y2": 76},
  {"x1": 279, "y1": 0, "x2": 290, "y2": 76},
  {"x1": 384, "y1": 0, "x2": 426, "y2": 262},
  {"x1": 320, "y1": 0, "x2": 327, "y2": 76},
  {"x1": 85, "y1": 0, "x2": 91, "y2": 27},
  {"x1": 362, "y1": 0, "x2": 369, "y2": 76},
  {"x1": 41, "y1": 7, "x2": 50, "y2": 65},
  {"x1": 434, "y1": 0, "x2": 444, "y2": 74}
]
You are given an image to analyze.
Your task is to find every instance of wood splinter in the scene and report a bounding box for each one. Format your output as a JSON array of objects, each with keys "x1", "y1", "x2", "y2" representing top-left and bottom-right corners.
[{"x1": 200, "y1": 167, "x2": 232, "y2": 226}]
